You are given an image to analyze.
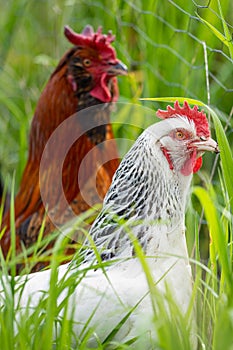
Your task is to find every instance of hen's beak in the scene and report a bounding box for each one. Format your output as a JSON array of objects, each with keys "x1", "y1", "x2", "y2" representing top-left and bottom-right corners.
[
  {"x1": 192, "y1": 137, "x2": 220, "y2": 154},
  {"x1": 107, "y1": 61, "x2": 128, "y2": 76}
]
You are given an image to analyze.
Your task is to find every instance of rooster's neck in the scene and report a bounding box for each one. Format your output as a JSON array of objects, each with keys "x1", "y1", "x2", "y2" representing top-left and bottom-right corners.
[{"x1": 28, "y1": 54, "x2": 115, "y2": 162}]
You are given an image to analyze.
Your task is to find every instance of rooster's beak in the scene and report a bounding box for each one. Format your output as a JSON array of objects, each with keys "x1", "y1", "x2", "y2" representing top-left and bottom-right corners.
[
  {"x1": 107, "y1": 61, "x2": 128, "y2": 76},
  {"x1": 192, "y1": 137, "x2": 220, "y2": 154}
]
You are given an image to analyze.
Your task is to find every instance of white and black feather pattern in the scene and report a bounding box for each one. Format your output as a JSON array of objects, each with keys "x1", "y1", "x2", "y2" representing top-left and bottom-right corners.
[{"x1": 86, "y1": 123, "x2": 191, "y2": 261}]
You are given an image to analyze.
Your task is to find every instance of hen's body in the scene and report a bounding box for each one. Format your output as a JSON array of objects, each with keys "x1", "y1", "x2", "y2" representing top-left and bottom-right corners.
[{"x1": 1, "y1": 26, "x2": 127, "y2": 266}]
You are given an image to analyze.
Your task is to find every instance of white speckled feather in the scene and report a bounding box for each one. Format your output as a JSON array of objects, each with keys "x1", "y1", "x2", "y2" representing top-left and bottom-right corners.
[{"x1": 0, "y1": 108, "x2": 219, "y2": 348}]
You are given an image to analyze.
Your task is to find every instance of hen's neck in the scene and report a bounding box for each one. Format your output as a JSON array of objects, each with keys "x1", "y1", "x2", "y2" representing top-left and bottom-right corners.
[{"x1": 88, "y1": 131, "x2": 192, "y2": 259}]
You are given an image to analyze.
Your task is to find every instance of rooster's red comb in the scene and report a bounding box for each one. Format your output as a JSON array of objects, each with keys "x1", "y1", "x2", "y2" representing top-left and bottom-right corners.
[
  {"x1": 64, "y1": 24, "x2": 115, "y2": 47},
  {"x1": 156, "y1": 101, "x2": 210, "y2": 137}
]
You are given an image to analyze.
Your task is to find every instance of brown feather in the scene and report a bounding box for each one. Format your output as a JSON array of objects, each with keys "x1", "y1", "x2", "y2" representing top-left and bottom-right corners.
[{"x1": 1, "y1": 26, "x2": 127, "y2": 271}]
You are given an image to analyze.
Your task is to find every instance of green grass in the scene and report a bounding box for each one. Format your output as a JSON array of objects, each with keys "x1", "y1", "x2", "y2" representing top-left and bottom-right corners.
[{"x1": 0, "y1": 0, "x2": 233, "y2": 349}]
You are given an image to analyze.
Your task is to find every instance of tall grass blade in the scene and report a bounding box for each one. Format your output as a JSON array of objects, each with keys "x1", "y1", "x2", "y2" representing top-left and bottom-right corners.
[
  {"x1": 207, "y1": 107, "x2": 233, "y2": 213},
  {"x1": 193, "y1": 186, "x2": 232, "y2": 294},
  {"x1": 217, "y1": 0, "x2": 233, "y2": 59},
  {"x1": 10, "y1": 174, "x2": 16, "y2": 279},
  {"x1": 196, "y1": 13, "x2": 231, "y2": 49}
]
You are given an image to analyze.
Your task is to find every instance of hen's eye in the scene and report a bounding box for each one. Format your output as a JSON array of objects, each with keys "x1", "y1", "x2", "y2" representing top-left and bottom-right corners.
[
  {"x1": 175, "y1": 130, "x2": 185, "y2": 140},
  {"x1": 83, "y1": 59, "x2": 92, "y2": 67}
]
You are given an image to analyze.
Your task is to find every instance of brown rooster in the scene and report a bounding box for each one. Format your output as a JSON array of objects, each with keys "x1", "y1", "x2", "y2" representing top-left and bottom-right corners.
[{"x1": 1, "y1": 25, "x2": 127, "y2": 267}]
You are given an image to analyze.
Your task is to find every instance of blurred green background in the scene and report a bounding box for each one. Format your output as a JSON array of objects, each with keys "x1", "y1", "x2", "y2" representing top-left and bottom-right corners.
[
  {"x1": 0, "y1": 0, "x2": 232, "y2": 186},
  {"x1": 0, "y1": 2, "x2": 233, "y2": 348}
]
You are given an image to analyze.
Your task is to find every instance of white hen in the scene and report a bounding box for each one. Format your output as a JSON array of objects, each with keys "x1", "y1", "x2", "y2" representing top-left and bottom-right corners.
[{"x1": 0, "y1": 101, "x2": 219, "y2": 348}]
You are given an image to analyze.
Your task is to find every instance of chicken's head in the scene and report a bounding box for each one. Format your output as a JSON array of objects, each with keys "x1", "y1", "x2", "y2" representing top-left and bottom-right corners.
[
  {"x1": 64, "y1": 25, "x2": 127, "y2": 103},
  {"x1": 150, "y1": 101, "x2": 219, "y2": 176}
]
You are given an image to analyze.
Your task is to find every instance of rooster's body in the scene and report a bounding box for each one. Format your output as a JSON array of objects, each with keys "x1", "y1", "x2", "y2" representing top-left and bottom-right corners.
[
  {"x1": 1, "y1": 25, "x2": 127, "y2": 264},
  {"x1": 0, "y1": 102, "x2": 219, "y2": 347}
]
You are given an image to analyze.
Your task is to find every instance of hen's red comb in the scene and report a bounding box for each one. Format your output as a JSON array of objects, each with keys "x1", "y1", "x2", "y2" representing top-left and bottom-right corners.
[{"x1": 156, "y1": 101, "x2": 210, "y2": 137}]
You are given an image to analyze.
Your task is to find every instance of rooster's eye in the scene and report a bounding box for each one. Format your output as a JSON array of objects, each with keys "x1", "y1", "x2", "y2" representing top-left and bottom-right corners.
[{"x1": 83, "y1": 59, "x2": 92, "y2": 67}]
